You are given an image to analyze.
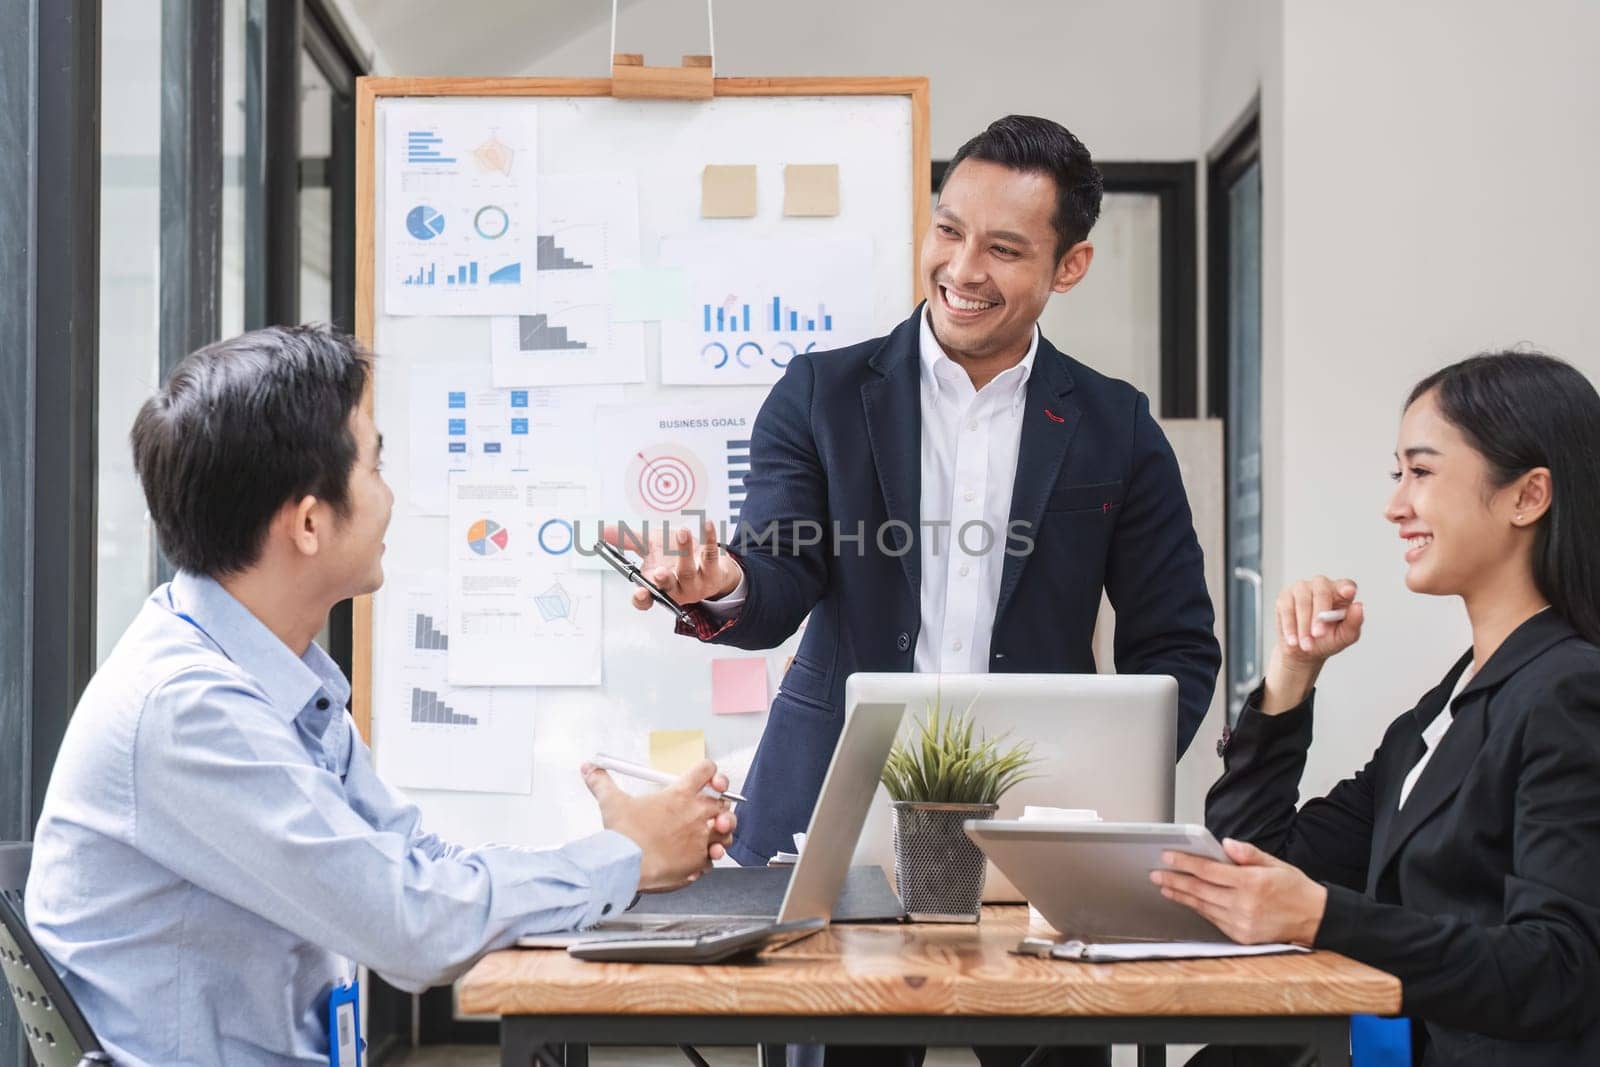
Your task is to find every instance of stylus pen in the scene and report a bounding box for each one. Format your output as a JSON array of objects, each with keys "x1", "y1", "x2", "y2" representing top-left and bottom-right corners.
[{"x1": 589, "y1": 754, "x2": 747, "y2": 804}]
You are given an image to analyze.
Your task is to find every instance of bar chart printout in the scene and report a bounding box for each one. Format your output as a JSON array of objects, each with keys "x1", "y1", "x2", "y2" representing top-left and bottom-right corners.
[
  {"x1": 660, "y1": 236, "x2": 874, "y2": 386},
  {"x1": 701, "y1": 297, "x2": 836, "y2": 333},
  {"x1": 414, "y1": 612, "x2": 449, "y2": 650},
  {"x1": 410, "y1": 687, "x2": 478, "y2": 726}
]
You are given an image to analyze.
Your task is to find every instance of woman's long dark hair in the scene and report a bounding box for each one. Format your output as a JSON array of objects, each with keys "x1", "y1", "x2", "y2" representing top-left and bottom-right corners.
[{"x1": 1407, "y1": 351, "x2": 1600, "y2": 645}]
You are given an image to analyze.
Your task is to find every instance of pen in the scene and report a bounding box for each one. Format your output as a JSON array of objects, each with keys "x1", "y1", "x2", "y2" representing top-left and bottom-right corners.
[
  {"x1": 589, "y1": 753, "x2": 746, "y2": 804},
  {"x1": 1315, "y1": 609, "x2": 1348, "y2": 623}
]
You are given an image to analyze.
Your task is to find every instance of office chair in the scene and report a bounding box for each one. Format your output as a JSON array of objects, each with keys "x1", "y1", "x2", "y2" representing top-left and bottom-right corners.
[{"x1": 0, "y1": 843, "x2": 112, "y2": 1066}]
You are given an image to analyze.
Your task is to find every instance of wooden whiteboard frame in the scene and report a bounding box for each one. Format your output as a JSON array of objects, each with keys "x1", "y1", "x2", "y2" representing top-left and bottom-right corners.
[{"x1": 351, "y1": 75, "x2": 932, "y2": 740}]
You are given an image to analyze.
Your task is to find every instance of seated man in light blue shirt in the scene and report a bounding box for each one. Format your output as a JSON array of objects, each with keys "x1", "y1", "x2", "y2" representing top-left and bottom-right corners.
[{"x1": 26, "y1": 324, "x2": 736, "y2": 1066}]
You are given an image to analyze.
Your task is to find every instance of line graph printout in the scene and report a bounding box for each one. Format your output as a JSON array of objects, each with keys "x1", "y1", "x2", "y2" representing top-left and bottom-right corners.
[
  {"x1": 490, "y1": 174, "x2": 645, "y2": 387},
  {"x1": 447, "y1": 474, "x2": 602, "y2": 686},
  {"x1": 595, "y1": 399, "x2": 765, "y2": 532},
  {"x1": 375, "y1": 571, "x2": 537, "y2": 794},
  {"x1": 385, "y1": 101, "x2": 539, "y2": 316},
  {"x1": 658, "y1": 237, "x2": 875, "y2": 386}
]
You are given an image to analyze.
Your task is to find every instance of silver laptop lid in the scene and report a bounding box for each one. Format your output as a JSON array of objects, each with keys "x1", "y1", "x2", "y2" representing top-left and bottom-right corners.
[
  {"x1": 774, "y1": 697, "x2": 905, "y2": 923},
  {"x1": 844, "y1": 673, "x2": 1178, "y2": 901}
]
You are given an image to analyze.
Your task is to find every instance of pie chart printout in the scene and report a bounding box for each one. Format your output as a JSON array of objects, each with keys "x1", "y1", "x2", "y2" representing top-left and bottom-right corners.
[
  {"x1": 406, "y1": 205, "x2": 446, "y2": 241},
  {"x1": 466, "y1": 518, "x2": 509, "y2": 556}
]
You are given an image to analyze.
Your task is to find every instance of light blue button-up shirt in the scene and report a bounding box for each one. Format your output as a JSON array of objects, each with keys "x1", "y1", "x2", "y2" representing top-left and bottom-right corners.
[{"x1": 27, "y1": 572, "x2": 641, "y2": 1066}]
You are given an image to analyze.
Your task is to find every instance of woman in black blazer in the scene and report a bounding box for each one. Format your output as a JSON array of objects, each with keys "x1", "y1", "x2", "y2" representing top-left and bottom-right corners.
[{"x1": 1156, "y1": 351, "x2": 1600, "y2": 1066}]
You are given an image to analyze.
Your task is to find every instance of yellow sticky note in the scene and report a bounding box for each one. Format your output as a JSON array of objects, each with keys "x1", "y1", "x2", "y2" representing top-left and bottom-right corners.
[
  {"x1": 712, "y1": 658, "x2": 769, "y2": 715},
  {"x1": 701, "y1": 165, "x2": 758, "y2": 218},
  {"x1": 649, "y1": 730, "x2": 707, "y2": 775},
  {"x1": 783, "y1": 164, "x2": 840, "y2": 217}
]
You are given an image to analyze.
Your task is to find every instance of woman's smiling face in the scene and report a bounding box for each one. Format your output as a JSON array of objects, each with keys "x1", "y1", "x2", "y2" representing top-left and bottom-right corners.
[{"x1": 1385, "y1": 388, "x2": 1525, "y2": 598}]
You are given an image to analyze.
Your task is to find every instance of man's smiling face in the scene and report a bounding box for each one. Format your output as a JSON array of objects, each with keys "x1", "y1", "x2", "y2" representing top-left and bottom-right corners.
[{"x1": 921, "y1": 158, "x2": 1090, "y2": 372}]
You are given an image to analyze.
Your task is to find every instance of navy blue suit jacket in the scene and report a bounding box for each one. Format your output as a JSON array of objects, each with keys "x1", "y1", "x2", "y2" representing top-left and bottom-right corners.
[{"x1": 687, "y1": 308, "x2": 1220, "y2": 866}]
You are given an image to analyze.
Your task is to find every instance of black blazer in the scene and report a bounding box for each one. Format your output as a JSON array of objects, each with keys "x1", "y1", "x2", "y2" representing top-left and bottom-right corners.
[
  {"x1": 689, "y1": 307, "x2": 1220, "y2": 866},
  {"x1": 1208, "y1": 609, "x2": 1600, "y2": 1066}
]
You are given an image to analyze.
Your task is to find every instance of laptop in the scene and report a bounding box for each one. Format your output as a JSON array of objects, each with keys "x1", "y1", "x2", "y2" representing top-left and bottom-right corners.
[
  {"x1": 845, "y1": 673, "x2": 1178, "y2": 902},
  {"x1": 516, "y1": 696, "x2": 904, "y2": 953}
]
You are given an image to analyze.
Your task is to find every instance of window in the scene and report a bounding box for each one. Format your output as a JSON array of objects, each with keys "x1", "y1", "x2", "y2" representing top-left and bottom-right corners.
[
  {"x1": 1209, "y1": 118, "x2": 1264, "y2": 724},
  {"x1": 96, "y1": 0, "x2": 165, "y2": 661}
]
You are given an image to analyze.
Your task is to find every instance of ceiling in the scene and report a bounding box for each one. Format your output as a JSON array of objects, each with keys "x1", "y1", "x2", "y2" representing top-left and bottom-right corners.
[{"x1": 344, "y1": 0, "x2": 643, "y2": 76}]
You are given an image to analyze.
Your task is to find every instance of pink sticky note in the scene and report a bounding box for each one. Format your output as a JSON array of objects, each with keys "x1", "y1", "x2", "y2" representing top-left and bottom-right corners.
[{"x1": 711, "y1": 658, "x2": 769, "y2": 715}]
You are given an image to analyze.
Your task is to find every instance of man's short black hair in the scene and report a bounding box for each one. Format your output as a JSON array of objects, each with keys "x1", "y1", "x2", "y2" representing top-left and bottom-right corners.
[
  {"x1": 940, "y1": 114, "x2": 1104, "y2": 260},
  {"x1": 131, "y1": 324, "x2": 371, "y2": 577}
]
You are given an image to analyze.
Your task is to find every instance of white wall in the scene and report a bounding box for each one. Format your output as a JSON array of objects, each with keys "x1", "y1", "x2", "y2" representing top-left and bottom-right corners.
[
  {"x1": 1273, "y1": 0, "x2": 1600, "y2": 795},
  {"x1": 515, "y1": 0, "x2": 1208, "y2": 160}
]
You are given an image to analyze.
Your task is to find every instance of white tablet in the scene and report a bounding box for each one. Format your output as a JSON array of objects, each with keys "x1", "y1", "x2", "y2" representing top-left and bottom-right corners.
[{"x1": 965, "y1": 821, "x2": 1234, "y2": 942}]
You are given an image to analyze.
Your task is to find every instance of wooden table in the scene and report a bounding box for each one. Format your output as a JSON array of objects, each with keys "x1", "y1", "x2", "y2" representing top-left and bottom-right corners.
[{"x1": 459, "y1": 907, "x2": 1401, "y2": 1067}]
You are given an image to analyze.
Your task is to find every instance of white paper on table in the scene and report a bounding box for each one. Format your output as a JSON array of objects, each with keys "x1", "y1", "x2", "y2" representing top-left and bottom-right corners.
[
  {"x1": 447, "y1": 474, "x2": 603, "y2": 686},
  {"x1": 374, "y1": 570, "x2": 537, "y2": 794},
  {"x1": 384, "y1": 101, "x2": 540, "y2": 316},
  {"x1": 489, "y1": 174, "x2": 646, "y2": 388},
  {"x1": 657, "y1": 237, "x2": 876, "y2": 386},
  {"x1": 406, "y1": 360, "x2": 620, "y2": 516},
  {"x1": 1035, "y1": 939, "x2": 1310, "y2": 963}
]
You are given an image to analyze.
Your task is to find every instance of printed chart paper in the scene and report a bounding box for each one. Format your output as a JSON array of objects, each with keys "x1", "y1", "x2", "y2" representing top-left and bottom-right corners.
[
  {"x1": 384, "y1": 101, "x2": 539, "y2": 316},
  {"x1": 407, "y1": 361, "x2": 620, "y2": 516},
  {"x1": 447, "y1": 475, "x2": 603, "y2": 686},
  {"x1": 658, "y1": 237, "x2": 875, "y2": 386},
  {"x1": 594, "y1": 399, "x2": 765, "y2": 531},
  {"x1": 375, "y1": 572, "x2": 537, "y2": 794},
  {"x1": 490, "y1": 174, "x2": 646, "y2": 387}
]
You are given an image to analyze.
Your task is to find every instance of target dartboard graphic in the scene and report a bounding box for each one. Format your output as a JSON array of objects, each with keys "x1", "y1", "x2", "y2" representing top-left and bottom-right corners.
[{"x1": 626, "y1": 445, "x2": 709, "y2": 516}]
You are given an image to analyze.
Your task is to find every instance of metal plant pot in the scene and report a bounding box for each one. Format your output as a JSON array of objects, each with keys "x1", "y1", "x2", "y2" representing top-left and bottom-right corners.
[{"x1": 891, "y1": 800, "x2": 998, "y2": 922}]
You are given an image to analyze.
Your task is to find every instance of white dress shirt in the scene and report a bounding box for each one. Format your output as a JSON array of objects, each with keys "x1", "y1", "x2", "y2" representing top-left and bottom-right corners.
[
  {"x1": 707, "y1": 309, "x2": 1039, "y2": 676},
  {"x1": 1398, "y1": 663, "x2": 1475, "y2": 809},
  {"x1": 913, "y1": 310, "x2": 1038, "y2": 673}
]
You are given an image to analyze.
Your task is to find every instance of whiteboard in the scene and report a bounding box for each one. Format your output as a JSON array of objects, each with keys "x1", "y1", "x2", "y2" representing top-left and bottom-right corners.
[{"x1": 364, "y1": 87, "x2": 922, "y2": 848}]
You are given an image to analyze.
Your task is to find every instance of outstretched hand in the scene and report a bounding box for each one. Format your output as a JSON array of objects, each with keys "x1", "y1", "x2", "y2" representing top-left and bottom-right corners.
[{"x1": 601, "y1": 519, "x2": 743, "y2": 612}]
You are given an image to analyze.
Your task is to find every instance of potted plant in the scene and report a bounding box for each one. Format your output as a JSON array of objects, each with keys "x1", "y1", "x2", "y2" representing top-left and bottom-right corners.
[{"x1": 881, "y1": 697, "x2": 1038, "y2": 922}]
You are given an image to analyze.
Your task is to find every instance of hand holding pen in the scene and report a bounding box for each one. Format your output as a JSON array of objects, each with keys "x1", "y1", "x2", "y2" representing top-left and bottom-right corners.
[
  {"x1": 1258, "y1": 576, "x2": 1365, "y2": 715},
  {"x1": 580, "y1": 757, "x2": 739, "y2": 891}
]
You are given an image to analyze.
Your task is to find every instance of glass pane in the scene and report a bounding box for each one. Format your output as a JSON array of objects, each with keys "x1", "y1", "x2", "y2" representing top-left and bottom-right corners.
[
  {"x1": 1226, "y1": 159, "x2": 1263, "y2": 722},
  {"x1": 1036, "y1": 191, "x2": 1163, "y2": 406},
  {"x1": 221, "y1": 0, "x2": 247, "y2": 338},
  {"x1": 300, "y1": 51, "x2": 334, "y2": 326},
  {"x1": 96, "y1": 0, "x2": 163, "y2": 662}
]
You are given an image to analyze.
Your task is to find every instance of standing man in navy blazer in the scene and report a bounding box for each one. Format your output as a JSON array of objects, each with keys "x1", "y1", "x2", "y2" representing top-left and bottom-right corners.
[{"x1": 614, "y1": 115, "x2": 1220, "y2": 873}]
